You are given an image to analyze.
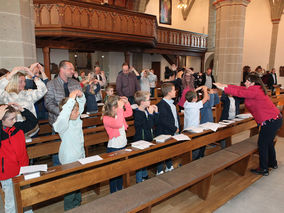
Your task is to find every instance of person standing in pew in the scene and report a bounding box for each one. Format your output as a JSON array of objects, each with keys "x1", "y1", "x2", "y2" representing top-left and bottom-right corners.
[
  {"x1": 0, "y1": 103, "x2": 37, "y2": 213},
  {"x1": 102, "y1": 95, "x2": 133, "y2": 193},
  {"x1": 214, "y1": 73, "x2": 282, "y2": 176},
  {"x1": 53, "y1": 90, "x2": 86, "y2": 211},
  {"x1": 156, "y1": 83, "x2": 181, "y2": 175},
  {"x1": 134, "y1": 91, "x2": 159, "y2": 183}
]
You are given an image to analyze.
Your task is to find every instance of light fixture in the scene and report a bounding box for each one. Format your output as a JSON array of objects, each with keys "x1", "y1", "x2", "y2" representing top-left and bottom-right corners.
[{"x1": 177, "y1": 0, "x2": 187, "y2": 9}]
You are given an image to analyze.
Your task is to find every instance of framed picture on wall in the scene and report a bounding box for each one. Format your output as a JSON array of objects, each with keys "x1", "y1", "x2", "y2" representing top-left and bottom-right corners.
[{"x1": 159, "y1": 0, "x2": 172, "y2": 25}]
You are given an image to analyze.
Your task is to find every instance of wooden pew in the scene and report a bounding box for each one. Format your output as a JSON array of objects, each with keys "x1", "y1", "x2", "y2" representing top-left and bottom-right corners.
[
  {"x1": 68, "y1": 135, "x2": 259, "y2": 213},
  {"x1": 13, "y1": 117, "x2": 257, "y2": 213}
]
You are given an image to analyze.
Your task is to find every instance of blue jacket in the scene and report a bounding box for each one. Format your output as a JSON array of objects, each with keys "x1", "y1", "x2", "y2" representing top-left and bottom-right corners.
[{"x1": 84, "y1": 83, "x2": 101, "y2": 113}]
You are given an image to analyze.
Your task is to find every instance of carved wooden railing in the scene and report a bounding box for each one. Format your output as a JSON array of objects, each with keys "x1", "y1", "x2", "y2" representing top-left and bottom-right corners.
[
  {"x1": 157, "y1": 27, "x2": 207, "y2": 49},
  {"x1": 33, "y1": 0, "x2": 157, "y2": 45},
  {"x1": 33, "y1": 0, "x2": 207, "y2": 50}
]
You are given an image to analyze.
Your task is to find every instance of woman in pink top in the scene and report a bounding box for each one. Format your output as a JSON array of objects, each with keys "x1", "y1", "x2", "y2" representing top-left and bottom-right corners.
[
  {"x1": 178, "y1": 69, "x2": 195, "y2": 108},
  {"x1": 214, "y1": 73, "x2": 282, "y2": 176},
  {"x1": 102, "y1": 95, "x2": 132, "y2": 193}
]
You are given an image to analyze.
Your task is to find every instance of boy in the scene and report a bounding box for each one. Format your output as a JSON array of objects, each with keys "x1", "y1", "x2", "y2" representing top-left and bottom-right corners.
[
  {"x1": 156, "y1": 83, "x2": 180, "y2": 175},
  {"x1": 133, "y1": 91, "x2": 158, "y2": 182},
  {"x1": 183, "y1": 85, "x2": 209, "y2": 129},
  {"x1": 53, "y1": 90, "x2": 86, "y2": 210},
  {"x1": 0, "y1": 103, "x2": 37, "y2": 213},
  {"x1": 104, "y1": 85, "x2": 114, "y2": 103}
]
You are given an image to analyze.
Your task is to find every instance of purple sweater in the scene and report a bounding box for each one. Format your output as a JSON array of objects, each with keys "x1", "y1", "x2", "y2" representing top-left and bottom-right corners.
[{"x1": 116, "y1": 71, "x2": 140, "y2": 97}]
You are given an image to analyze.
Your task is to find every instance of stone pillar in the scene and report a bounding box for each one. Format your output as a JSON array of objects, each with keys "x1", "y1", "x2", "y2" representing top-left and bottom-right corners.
[
  {"x1": 207, "y1": 0, "x2": 216, "y2": 51},
  {"x1": 42, "y1": 47, "x2": 50, "y2": 79},
  {"x1": 268, "y1": 0, "x2": 284, "y2": 70},
  {"x1": 213, "y1": 0, "x2": 250, "y2": 84},
  {"x1": 0, "y1": 0, "x2": 36, "y2": 70}
]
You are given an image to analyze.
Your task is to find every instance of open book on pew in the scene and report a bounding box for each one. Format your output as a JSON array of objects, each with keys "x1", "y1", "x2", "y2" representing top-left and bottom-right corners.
[
  {"x1": 78, "y1": 155, "x2": 103, "y2": 165},
  {"x1": 20, "y1": 164, "x2": 48, "y2": 180},
  {"x1": 200, "y1": 122, "x2": 224, "y2": 132},
  {"x1": 183, "y1": 127, "x2": 204, "y2": 133},
  {"x1": 131, "y1": 140, "x2": 155, "y2": 149},
  {"x1": 236, "y1": 113, "x2": 253, "y2": 119},
  {"x1": 154, "y1": 135, "x2": 172, "y2": 143},
  {"x1": 172, "y1": 134, "x2": 191, "y2": 141}
]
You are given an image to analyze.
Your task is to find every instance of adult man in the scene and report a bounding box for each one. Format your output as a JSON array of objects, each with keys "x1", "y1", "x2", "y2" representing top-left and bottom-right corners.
[
  {"x1": 201, "y1": 68, "x2": 216, "y2": 89},
  {"x1": 94, "y1": 66, "x2": 107, "y2": 87},
  {"x1": 116, "y1": 62, "x2": 140, "y2": 104},
  {"x1": 45, "y1": 60, "x2": 82, "y2": 126}
]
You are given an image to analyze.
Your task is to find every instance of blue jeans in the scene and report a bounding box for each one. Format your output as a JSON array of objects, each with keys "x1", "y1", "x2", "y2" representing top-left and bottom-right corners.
[
  {"x1": 136, "y1": 168, "x2": 148, "y2": 183},
  {"x1": 157, "y1": 159, "x2": 172, "y2": 173},
  {"x1": 107, "y1": 147, "x2": 126, "y2": 193}
]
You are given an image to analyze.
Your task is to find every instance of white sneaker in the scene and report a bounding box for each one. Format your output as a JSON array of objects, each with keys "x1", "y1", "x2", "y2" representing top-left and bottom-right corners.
[
  {"x1": 156, "y1": 170, "x2": 164, "y2": 176},
  {"x1": 165, "y1": 166, "x2": 174, "y2": 173}
]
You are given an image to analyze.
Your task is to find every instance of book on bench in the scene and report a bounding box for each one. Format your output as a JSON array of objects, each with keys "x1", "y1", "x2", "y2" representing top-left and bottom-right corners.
[
  {"x1": 131, "y1": 140, "x2": 155, "y2": 149},
  {"x1": 154, "y1": 135, "x2": 172, "y2": 143}
]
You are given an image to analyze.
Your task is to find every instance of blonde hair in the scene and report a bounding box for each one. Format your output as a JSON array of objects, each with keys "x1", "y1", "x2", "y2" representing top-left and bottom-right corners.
[
  {"x1": 5, "y1": 72, "x2": 26, "y2": 94},
  {"x1": 102, "y1": 95, "x2": 119, "y2": 118},
  {"x1": 134, "y1": 91, "x2": 150, "y2": 106},
  {"x1": 59, "y1": 97, "x2": 79, "y2": 112}
]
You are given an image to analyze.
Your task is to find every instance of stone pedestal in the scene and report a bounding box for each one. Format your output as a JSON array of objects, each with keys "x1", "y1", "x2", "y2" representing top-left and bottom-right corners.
[
  {"x1": 0, "y1": 0, "x2": 36, "y2": 70},
  {"x1": 213, "y1": 0, "x2": 250, "y2": 84}
]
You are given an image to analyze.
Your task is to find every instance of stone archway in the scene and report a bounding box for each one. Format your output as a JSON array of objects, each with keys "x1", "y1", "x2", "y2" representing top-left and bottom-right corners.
[{"x1": 204, "y1": 52, "x2": 214, "y2": 72}]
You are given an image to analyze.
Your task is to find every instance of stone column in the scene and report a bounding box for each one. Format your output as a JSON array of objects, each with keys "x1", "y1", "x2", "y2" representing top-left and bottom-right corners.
[
  {"x1": 207, "y1": 0, "x2": 216, "y2": 51},
  {"x1": 0, "y1": 0, "x2": 36, "y2": 70},
  {"x1": 213, "y1": 0, "x2": 250, "y2": 84},
  {"x1": 268, "y1": 0, "x2": 284, "y2": 70}
]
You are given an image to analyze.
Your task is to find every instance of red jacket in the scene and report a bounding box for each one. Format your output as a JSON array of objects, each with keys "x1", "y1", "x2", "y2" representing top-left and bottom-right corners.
[
  {"x1": 0, "y1": 109, "x2": 37, "y2": 180},
  {"x1": 224, "y1": 85, "x2": 279, "y2": 124}
]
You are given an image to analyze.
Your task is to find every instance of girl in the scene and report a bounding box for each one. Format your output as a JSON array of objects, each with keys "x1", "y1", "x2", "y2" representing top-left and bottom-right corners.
[
  {"x1": 102, "y1": 95, "x2": 133, "y2": 193},
  {"x1": 84, "y1": 78, "x2": 101, "y2": 114},
  {"x1": 178, "y1": 69, "x2": 195, "y2": 108},
  {"x1": 53, "y1": 90, "x2": 86, "y2": 210},
  {"x1": 214, "y1": 73, "x2": 282, "y2": 176}
]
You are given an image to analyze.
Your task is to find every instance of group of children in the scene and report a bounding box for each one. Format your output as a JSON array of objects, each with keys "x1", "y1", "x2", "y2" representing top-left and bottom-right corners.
[{"x1": 0, "y1": 77, "x2": 241, "y2": 212}]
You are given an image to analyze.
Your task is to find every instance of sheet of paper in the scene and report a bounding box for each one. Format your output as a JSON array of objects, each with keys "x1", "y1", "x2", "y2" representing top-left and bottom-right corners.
[
  {"x1": 20, "y1": 164, "x2": 48, "y2": 174},
  {"x1": 154, "y1": 135, "x2": 172, "y2": 143},
  {"x1": 78, "y1": 155, "x2": 103, "y2": 165},
  {"x1": 183, "y1": 127, "x2": 204, "y2": 133},
  {"x1": 222, "y1": 120, "x2": 236, "y2": 124},
  {"x1": 124, "y1": 148, "x2": 132, "y2": 152},
  {"x1": 24, "y1": 172, "x2": 40, "y2": 180},
  {"x1": 172, "y1": 134, "x2": 191, "y2": 141},
  {"x1": 219, "y1": 121, "x2": 230, "y2": 126},
  {"x1": 200, "y1": 122, "x2": 222, "y2": 132},
  {"x1": 97, "y1": 103, "x2": 105, "y2": 106},
  {"x1": 131, "y1": 140, "x2": 154, "y2": 149},
  {"x1": 80, "y1": 114, "x2": 89, "y2": 118},
  {"x1": 25, "y1": 137, "x2": 32, "y2": 143},
  {"x1": 236, "y1": 113, "x2": 252, "y2": 119},
  {"x1": 233, "y1": 118, "x2": 243, "y2": 122}
]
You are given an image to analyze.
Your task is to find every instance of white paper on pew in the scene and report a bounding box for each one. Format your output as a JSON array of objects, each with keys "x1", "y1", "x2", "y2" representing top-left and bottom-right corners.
[
  {"x1": 199, "y1": 122, "x2": 222, "y2": 132},
  {"x1": 97, "y1": 103, "x2": 104, "y2": 106},
  {"x1": 131, "y1": 104, "x2": 138, "y2": 109},
  {"x1": 219, "y1": 121, "x2": 230, "y2": 126},
  {"x1": 25, "y1": 137, "x2": 32, "y2": 143},
  {"x1": 154, "y1": 135, "x2": 172, "y2": 143},
  {"x1": 24, "y1": 172, "x2": 40, "y2": 180},
  {"x1": 222, "y1": 120, "x2": 236, "y2": 124},
  {"x1": 124, "y1": 148, "x2": 132, "y2": 152},
  {"x1": 233, "y1": 118, "x2": 243, "y2": 122},
  {"x1": 131, "y1": 140, "x2": 154, "y2": 149},
  {"x1": 78, "y1": 155, "x2": 103, "y2": 165},
  {"x1": 172, "y1": 134, "x2": 191, "y2": 141},
  {"x1": 236, "y1": 113, "x2": 253, "y2": 119},
  {"x1": 20, "y1": 164, "x2": 47, "y2": 175},
  {"x1": 183, "y1": 127, "x2": 204, "y2": 133},
  {"x1": 80, "y1": 114, "x2": 89, "y2": 118}
]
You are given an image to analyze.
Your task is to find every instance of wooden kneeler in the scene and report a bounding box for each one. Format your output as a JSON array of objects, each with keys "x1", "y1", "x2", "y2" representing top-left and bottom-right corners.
[
  {"x1": 228, "y1": 155, "x2": 251, "y2": 176},
  {"x1": 189, "y1": 174, "x2": 213, "y2": 200}
]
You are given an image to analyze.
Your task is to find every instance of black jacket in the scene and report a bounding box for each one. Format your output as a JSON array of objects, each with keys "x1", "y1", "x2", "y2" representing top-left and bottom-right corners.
[
  {"x1": 220, "y1": 92, "x2": 242, "y2": 121},
  {"x1": 133, "y1": 109, "x2": 159, "y2": 142},
  {"x1": 201, "y1": 73, "x2": 216, "y2": 89},
  {"x1": 155, "y1": 99, "x2": 180, "y2": 136}
]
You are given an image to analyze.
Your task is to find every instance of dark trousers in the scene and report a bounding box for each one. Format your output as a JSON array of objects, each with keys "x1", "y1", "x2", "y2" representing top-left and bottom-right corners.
[
  {"x1": 150, "y1": 88, "x2": 155, "y2": 97},
  {"x1": 258, "y1": 117, "x2": 282, "y2": 170},
  {"x1": 127, "y1": 96, "x2": 135, "y2": 105},
  {"x1": 107, "y1": 147, "x2": 125, "y2": 193}
]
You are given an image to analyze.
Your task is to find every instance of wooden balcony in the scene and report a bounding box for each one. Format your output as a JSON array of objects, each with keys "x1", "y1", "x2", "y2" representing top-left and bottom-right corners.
[{"x1": 34, "y1": 0, "x2": 207, "y2": 54}]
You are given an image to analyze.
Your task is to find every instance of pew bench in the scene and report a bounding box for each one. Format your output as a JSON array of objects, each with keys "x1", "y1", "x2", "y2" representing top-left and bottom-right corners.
[{"x1": 68, "y1": 135, "x2": 259, "y2": 213}]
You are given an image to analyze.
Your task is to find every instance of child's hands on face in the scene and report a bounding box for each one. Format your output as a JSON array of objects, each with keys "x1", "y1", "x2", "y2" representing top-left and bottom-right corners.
[
  {"x1": 69, "y1": 90, "x2": 81, "y2": 99},
  {"x1": 147, "y1": 105, "x2": 154, "y2": 114},
  {"x1": 120, "y1": 96, "x2": 129, "y2": 104},
  {"x1": 0, "y1": 105, "x2": 8, "y2": 120},
  {"x1": 8, "y1": 102, "x2": 23, "y2": 112},
  {"x1": 153, "y1": 105, "x2": 158, "y2": 113},
  {"x1": 117, "y1": 99, "x2": 125, "y2": 109}
]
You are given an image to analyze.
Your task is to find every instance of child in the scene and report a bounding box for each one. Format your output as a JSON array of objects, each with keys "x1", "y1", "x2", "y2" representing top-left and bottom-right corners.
[
  {"x1": 183, "y1": 86, "x2": 209, "y2": 129},
  {"x1": 102, "y1": 95, "x2": 133, "y2": 193},
  {"x1": 84, "y1": 78, "x2": 101, "y2": 114},
  {"x1": 134, "y1": 91, "x2": 159, "y2": 183},
  {"x1": 156, "y1": 83, "x2": 180, "y2": 175},
  {"x1": 53, "y1": 90, "x2": 86, "y2": 211},
  {"x1": 104, "y1": 85, "x2": 114, "y2": 103},
  {"x1": 0, "y1": 103, "x2": 37, "y2": 213},
  {"x1": 220, "y1": 91, "x2": 241, "y2": 121}
]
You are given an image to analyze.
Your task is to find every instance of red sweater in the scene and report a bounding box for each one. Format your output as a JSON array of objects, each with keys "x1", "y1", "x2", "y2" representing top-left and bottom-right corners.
[
  {"x1": 224, "y1": 85, "x2": 279, "y2": 124},
  {"x1": 0, "y1": 109, "x2": 37, "y2": 180},
  {"x1": 103, "y1": 103, "x2": 133, "y2": 139}
]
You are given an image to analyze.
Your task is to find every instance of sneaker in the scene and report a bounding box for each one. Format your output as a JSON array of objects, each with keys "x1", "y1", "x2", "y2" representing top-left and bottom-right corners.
[
  {"x1": 165, "y1": 165, "x2": 174, "y2": 173},
  {"x1": 250, "y1": 168, "x2": 269, "y2": 176},
  {"x1": 269, "y1": 164, "x2": 278, "y2": 169},
  {"x1": 156, "y1": 171, "x2": 164, "y2": 176}
]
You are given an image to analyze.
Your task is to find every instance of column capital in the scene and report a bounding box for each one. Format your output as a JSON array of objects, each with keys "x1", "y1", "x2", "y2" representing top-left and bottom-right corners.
[{"x1": 213, "y1": 0, "x2": 250, "y2": 9}]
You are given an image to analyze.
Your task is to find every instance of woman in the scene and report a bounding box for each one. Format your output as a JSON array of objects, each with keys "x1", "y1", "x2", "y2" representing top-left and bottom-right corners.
[
  {"x1": 214, "y1": 73, "x2": 282, "y2": 176},
  {"x1": 178, "y1": 68, "x2": 195, "y2": 108},
  {"x1": 0, "y1": 64, "x2": 48, "y2": 136}
]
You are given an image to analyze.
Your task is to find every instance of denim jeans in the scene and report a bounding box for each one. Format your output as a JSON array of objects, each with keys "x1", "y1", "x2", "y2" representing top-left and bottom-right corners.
[
  {"x1": 107, "y1": 147, "x2": 126, "y2": 193},
  {"x1": 136, "y1": 168, "x2": 148, "y2": 183}
]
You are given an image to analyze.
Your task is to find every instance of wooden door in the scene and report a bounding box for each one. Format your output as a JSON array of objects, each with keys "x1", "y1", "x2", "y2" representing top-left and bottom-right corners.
[{"x1": 152, "y1": 62, "x2": 161, "y2": 85}]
